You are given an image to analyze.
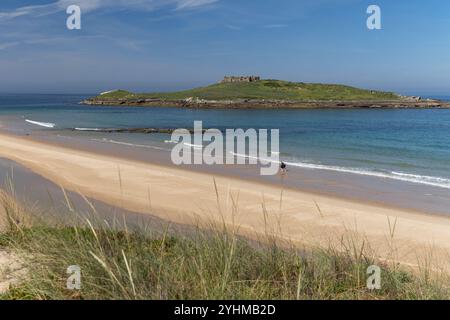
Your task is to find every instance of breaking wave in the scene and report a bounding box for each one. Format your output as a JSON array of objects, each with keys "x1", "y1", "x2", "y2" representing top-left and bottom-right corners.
[
  {"x1": 229, "y1": 152, "x2": 450, "y2": 189},
  {"x1": 25, "y1": 119, "x2": 55, "y2": 128}
]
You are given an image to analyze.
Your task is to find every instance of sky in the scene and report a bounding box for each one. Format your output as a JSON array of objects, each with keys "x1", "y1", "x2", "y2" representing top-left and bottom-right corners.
[{"x1": 1, "y1": 0, "x2": 450, "y2": 95}]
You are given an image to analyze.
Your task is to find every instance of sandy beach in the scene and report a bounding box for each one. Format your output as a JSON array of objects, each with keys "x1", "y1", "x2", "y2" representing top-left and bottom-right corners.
[{"x1": 0, "y1": 132, "x2": 449, "y2": 271}]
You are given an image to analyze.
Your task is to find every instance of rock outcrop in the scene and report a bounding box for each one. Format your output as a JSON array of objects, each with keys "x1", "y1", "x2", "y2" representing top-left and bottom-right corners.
[{"x1": 81, "y1": 97, "x2": 449, "y2": 109}]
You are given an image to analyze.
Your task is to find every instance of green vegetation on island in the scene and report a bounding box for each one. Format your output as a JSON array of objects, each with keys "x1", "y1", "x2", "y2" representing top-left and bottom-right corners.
[{"x1": 93, "y1": 80, "x2": 401, "y2": 102}]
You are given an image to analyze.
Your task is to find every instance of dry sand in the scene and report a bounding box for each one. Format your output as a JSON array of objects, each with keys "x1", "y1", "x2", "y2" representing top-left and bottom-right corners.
[
  {"x1": 0, "y1": 132, "x2": 449, "y2": 271},
  {"x1": 0, "y1": 248, "x2": 26, "y2": 295},
  {"x1": 0, "y1": 191, "x2": 26, "y2": 294}
]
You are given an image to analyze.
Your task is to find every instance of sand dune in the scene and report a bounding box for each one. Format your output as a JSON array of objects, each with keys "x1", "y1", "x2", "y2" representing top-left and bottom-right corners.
[{"x1": 0, "y1": 132, "x2": 449, "y2": 271}]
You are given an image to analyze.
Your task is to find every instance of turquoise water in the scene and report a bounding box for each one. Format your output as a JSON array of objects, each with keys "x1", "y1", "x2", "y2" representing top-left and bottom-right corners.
[{"x1": 1, "y1": 94, "x2": 450, "y2": 189}]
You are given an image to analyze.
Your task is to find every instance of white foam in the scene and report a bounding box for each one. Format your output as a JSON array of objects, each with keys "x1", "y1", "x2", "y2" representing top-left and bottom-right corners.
[
  {"x1": 184, "y1": 142, "x2": 203, "y2": 149},
  {"x1": 90, "y1": 138, "x2": 167, "y2": 151},
  {"x1": 229, "y1": 152, "x2": 450, "y2": 189},
  {"x1": 25, "y1": 119, "x2": 55, "y2": 128},
  {"x1": 75, "y1": 135, "x2": 450, "y2": 190},
  {"x1": 75, "y1": 127, "x2": 102, "y2": 131}
]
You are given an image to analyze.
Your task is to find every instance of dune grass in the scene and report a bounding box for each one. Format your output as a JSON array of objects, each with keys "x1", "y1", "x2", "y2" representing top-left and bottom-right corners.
[
  {"x1": 0, "y1": 188, "x2": 448, "y2": 300},
  {"x1": 93, "y1": 80, "x2": 400, "y2": 102}
]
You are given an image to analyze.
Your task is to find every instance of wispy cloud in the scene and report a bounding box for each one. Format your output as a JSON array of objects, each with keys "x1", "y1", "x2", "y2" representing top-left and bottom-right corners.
[
  {"x1": 0, "y1": 0, "x2": 219, "y2": 21},
  {"x1": 0, "y1": 3, "x2": 58, "y2": 20},
  {"x1": 175, "y1": 0, "x2": 218, "y2": 10},
  {"x1": 0, "y1": 1, "x2": 92, "y2": 21},
  {"x1": 0, "y1": 42, "x2": 20, "y2": 51},
  {"x1": 225, "y1": 24, "x2": 241, "y2": 31},
  {"x1": 264, "y1": 24, "x2": 288, "y2": 29}
]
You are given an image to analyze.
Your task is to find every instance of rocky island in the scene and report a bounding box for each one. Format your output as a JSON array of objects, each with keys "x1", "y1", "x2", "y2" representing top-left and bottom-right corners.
[{"x1": 82, "y1": 77, "x2": 449, "y2": 109}]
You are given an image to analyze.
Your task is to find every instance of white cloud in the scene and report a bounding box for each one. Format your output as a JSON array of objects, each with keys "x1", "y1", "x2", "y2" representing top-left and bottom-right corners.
[
  {"x1": 0, "y1": 0, "x2": 219, "y2": 21},
  {"x1": 56, "y1": 0, "x2": 105, "y2": 12},
  {"x1": 225, "y1": 25, "x2": 241, "y2": 31},
  {"x1": 0, "y1": 3, "x2": 58, "y2": 20},
  {"x1": 264, "y1": 24, "x2": 288, "y2": 29},
  {"x1": 0, "y1": 42, "x2": 20, "y2": 50},
  {"x1": 175, "y1": 0, "x2": 218, "y2": 10},
  {"x1": 2, "y1": 1, "x2": 100, "y2": 19}
]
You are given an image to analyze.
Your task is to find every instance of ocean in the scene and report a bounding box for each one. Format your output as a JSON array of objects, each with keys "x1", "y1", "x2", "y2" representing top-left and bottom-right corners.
[{"x1": 1, "y1": 93, "x2": 450, "y2": 190}]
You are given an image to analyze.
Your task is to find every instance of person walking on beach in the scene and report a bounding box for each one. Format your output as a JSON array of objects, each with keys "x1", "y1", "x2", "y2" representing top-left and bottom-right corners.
[{"x1": 280, "y1": 161, "x2": 287, "y2": 176}]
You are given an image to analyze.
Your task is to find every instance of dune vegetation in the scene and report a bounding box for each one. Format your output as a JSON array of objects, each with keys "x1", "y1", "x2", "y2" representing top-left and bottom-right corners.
[{"x1": 0, "y1": 185, "x2": 448, "y2": 301}]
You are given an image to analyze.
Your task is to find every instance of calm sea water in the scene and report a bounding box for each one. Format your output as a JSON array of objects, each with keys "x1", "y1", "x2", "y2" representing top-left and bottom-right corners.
[{"x1": 1, "y1": 94, "x2": 450, "y2": 189}]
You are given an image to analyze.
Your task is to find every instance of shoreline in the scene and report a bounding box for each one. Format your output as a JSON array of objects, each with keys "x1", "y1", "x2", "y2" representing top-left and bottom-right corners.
[
  {"x1": 81, "y1": 98, "x2": 450, "y2": 109},
  {"x1": 0, "y1": 131, "x2": 449, "y2": 270},
  {"x1": 0, "y1": 157, "x2": 184, "y2": 233},
  {"x1": 14, "y1": 128, "x2": 450, "y2": 217}
]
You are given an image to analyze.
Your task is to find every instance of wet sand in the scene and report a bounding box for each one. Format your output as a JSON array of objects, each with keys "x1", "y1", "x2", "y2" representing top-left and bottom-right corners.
[
  {"x1": 3, "y1": 115, "x2": 450, "y2": 217},
  {"x1": 0, "y1": 157, "x2": 185, "y2": 233},
  {"x1": 0, "y1": 131, "x2": 449, "y2": 271},
  {"x1": 28, "y1": 129, "x2": 450, "y2": 217}
]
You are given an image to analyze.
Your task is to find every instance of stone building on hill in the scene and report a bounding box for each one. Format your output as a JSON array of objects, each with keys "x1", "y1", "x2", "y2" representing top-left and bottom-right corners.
[{"x1": 221, "y1": 76, "x2": 261, "y2": 83}]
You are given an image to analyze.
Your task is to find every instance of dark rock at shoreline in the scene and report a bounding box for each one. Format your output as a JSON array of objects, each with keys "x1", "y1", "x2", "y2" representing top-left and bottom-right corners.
[
  {"x1": 72, "y1": 127, "x2": 207, "y2": 134},
  {"x1": 80, "y1": 98, "x2": 450, "y2": 109}
]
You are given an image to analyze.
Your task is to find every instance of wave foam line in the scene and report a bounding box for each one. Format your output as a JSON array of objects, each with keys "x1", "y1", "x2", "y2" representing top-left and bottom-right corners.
[
  {"x1": 90, "y1": 138, "x2": 168, "y2": 151},
  {"x1": 25, "y1": 119, "x2": 55, "y2": 128},
  {"x1": 184, "y1": 143, "x2": 203, "y2": 149},
  {"x1": 75, "y1": 127, "x2": 103, "y2": 131},
  {"x1": 229, "y1": 152, "x2": 450, "y2": 189}
]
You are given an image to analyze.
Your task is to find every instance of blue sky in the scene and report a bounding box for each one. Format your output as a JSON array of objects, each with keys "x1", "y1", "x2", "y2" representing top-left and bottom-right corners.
[{"x1": 1, "y1": 0, "x2": 450, "y2": 95}]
